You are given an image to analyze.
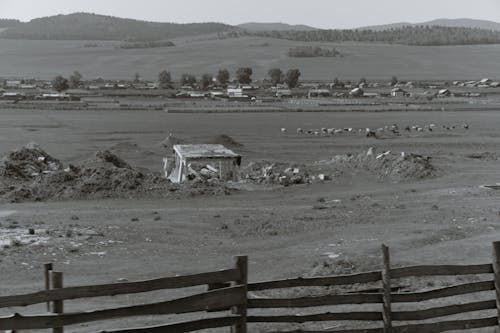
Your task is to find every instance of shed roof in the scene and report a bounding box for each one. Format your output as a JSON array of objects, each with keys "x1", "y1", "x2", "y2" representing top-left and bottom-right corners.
[{"x1": 173, "y1": 144, "x2": 240, "y2": 159}]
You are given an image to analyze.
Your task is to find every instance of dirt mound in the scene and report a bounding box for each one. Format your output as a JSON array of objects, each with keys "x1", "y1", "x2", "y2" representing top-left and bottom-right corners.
[
  {"x1": 207, "y1": 134, "x2": 243, "y2": 148},
  {"x1": 320, "y1": 149, "x2": 435, "y2": 182},
  {"x1": 0, "y1": 144, "x2": 234, "y2": 203},
  {"x1": 158, "y1": 133, "x2": 185, "y2": 149},
  {"x1": 465, "y1": 152, "x2": 498, "y2": 160},
  {"x1": 0, "y1": 142, "x2": 63, "y2": 180}
]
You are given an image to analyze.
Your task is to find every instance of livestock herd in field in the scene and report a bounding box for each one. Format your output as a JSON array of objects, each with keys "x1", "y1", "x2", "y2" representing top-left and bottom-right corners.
[{"x1": 281, "y1": 123, "x2": 470, "y2": 137}]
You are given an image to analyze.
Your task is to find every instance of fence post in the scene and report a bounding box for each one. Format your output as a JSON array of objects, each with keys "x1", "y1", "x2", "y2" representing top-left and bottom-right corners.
[
  {"x1": 44, "y1": 263, "x2": 53, "y2": 312},
  {"x1": 232, "y1": 256, "x2": 248, "y2": 333},
  {"x1": 381, "y1": 244, "x2": 392, "y2": 333},
  {"x1": 51, "y1": 271, "x2": 64, "y2": 333},
  {"x1": 492, "y1": 241, "x2": 500, "y2": 329}
]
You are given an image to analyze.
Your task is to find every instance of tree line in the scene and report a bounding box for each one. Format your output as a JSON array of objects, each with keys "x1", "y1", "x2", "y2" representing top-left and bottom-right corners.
[
  {"x1": 249, "y1": 25, "x2": 500, "y2": 46},
  {"x1": 49, "y1": 67, "x2": 302, "y2": 92}
]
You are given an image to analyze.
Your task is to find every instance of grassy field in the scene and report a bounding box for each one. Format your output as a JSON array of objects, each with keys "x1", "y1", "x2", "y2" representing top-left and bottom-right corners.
[
  {"x1": 2, "y1": 109, "x2": 500, "y2": 331},
  {"x1": 1, "y1": 36, "x2": 500, "y2": 81}
]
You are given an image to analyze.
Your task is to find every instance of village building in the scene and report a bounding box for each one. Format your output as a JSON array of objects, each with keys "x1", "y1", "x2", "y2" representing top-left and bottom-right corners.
[
  {"x1": 308, "y1": 88, "x2": 331, "y2": 98},
  {"x1": 391, "y1": 87, "x2": 409, "y2": 97}
]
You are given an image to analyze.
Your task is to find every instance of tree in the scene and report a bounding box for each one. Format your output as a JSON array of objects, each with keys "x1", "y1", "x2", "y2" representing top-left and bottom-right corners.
[
  {"x1": 332, "y1": 77, "x2": 343, "y2": 87},
  {"x1": 69, "y1": 71, "x2": 82, "y2": 88},
  {"x1": 52, "y1": 75, "x2": 69, "y2": 92},
  {"x1": 158, "y1": 70, "x2": 172, "y2": 88},
  {"x1": 391, "y1": 76, "x2": 398, "y2": 86},
  {"x1": 133, "y1": 73, "x2": 141, "y2": 83},
  {"x1": 180, "y1": 73, "x2": 197, "y2": 87},
  {"x1": 359, "y1": 77, "x2": 367, "y2": 85},
  {"x1": 217, "y1": 68, "x2": 230, "y2": 87},
  {"x1": 284, "y1": 69, "x2": 301, "y2": 88},
  {"x1": 236, "y1": 67, "x2": 253, "y2": 84},
  {"x1": 200, "y1": 74, "x2": 213, "y2": 90},
  {"x1": 268, "y1": 68, "x2": 284, "y2": 86}
]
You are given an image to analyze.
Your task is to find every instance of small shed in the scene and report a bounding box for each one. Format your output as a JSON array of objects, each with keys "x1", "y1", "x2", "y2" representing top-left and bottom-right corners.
[{"x1": 164, "y1": 144, "x2": 241, "y2": 183}]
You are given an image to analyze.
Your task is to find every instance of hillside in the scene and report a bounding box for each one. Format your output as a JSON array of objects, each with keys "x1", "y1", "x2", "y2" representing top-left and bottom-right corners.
[
  {"x1": 0, "y1": 12, "x2": 233, "y2": 41},
  {"x1": 359, "y1": 18, "x2": 500, "y2": 31},
  {"x1": 238, "y1": 22, "x2": 317, "y2": 31},
  {"x1": 1, "y1": 37, "x2": 500, "y2": 81},
  {"x1": 0, "y1": 19, "x2": 20, "y2": 28},
  {"x1": 251, "y1": 25, "x2": 500, "y2": 46}
]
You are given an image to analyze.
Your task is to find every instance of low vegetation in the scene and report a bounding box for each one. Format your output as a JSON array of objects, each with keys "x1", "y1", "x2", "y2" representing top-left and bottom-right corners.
[
  {"x1": 0, "y1": 19, "x2": 20, "y2": 28},
  {"x1": 118, "y1": 40, "x2": 175, "y2": 49},
  {"x1": 287, "y1": 46, "x2": 341, "y2": 57},
  {"x1": 252, "y1": 25, "x2": 500, "y2": 46}
]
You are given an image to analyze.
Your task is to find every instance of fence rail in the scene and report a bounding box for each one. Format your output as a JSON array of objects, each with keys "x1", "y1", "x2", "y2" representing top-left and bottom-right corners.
[{"x1": 2, "y1": 243, "x2": 500, "y2": 333}]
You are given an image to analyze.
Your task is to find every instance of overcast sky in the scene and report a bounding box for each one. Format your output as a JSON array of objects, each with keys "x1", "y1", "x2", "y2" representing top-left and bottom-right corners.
[{"x1": 1, "y1": 0, "x2": 500, "y2": 29}]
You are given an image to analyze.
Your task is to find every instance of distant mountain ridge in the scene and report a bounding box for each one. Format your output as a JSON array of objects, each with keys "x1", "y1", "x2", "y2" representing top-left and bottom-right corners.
[
  {"x1": 359, "y1": 18, "x2": 500, "y2": 31},
  {"x1": 238, "y1": 22, "x2": 318, "y2": 31},
  {"x1": 0, "y1": 12, "x2": 233, "y2": 41}
]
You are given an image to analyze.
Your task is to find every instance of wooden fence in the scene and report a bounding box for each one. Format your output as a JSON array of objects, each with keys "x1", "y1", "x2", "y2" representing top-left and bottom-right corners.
[{"x1": 2, "y1": 242, "x2": 500, "y2": 333}]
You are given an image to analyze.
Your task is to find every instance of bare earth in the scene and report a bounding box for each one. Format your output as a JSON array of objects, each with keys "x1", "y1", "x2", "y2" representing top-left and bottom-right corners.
[{"x1": 1, "y1": 108, "x2": 500, "y2": 332}]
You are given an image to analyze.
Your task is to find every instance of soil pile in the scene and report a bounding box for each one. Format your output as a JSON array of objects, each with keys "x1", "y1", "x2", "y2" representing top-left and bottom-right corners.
[
  {"x1": 158, "y1": 133, "x2": 186, "y2": 149},
  {"x1": 207, "y1": 134, "x2": 243, "y2": 148},
  {"x1": 320, "y1": 149, "x2": 435, "y2": 182},
  {"x1": 0, "y1": 142, "x2": 63, "y2": 180},
  {"x1": 0, "y1": 144, "x2": 233, "y2": 203}
]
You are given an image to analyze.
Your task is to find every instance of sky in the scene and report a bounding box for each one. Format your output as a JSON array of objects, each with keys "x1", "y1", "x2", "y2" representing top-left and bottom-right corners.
[{"x1": 1, "y1": 0, "x2": 500, "y2": 29}]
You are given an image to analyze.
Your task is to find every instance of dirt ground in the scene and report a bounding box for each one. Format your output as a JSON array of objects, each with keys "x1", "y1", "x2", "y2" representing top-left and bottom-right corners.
[{"x1": 2, "y1": 108, "x2": 500, "y2": 332}]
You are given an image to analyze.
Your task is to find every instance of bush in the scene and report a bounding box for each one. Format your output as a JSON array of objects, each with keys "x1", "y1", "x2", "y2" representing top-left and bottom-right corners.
[{"x1": 287, "y1": 46, "x2": 341, "y2": 58}]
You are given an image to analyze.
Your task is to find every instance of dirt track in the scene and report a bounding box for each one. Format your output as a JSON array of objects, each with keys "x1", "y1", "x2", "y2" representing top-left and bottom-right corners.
[{"x1": 2, "y1": 108, "x2": 500, "y2": 332}]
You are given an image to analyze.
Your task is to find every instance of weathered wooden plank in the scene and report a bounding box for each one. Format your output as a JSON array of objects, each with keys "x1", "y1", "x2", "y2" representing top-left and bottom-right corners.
[
  {"x1": 266, "y1": 328, "x2": 383, "y2": 333},
  {"x1": 247, "y1": 293, "x2": 383, "y2": 308},
  {"x1": 0, "y1": 268, "x2": 239, "y2": 308},
  {"x1": 391, "y1": 280, "x2": 494, "y2": 303},
  {"x1": 0, "y1": 286, "x2": 245, "y2": 330},
  {"x1": 247, "y1": 312, "x2": 383, "y2": 323},
  {"x1": 232, "y1": 256, "x2": 248, "y2": 333},
  {"x1": 97, "y1": 316, "x2": 240, "y2": 333},
  {"x1": 392, "y1": 299, "x2": 496, "y2": 321},
  {"x1": 381, "y1": 244, "x2": 392, "y2": 333},
  {"x1": 492, "y1": 241, "x2": 500, "y2": 328},
  {"x1": 392, "y1": 316, "x2": 498, "y2": 333},
  {"x1": 248, "y1": 271, "x2": 382, "y2": 291},
  {"x1": 390, "y1": 264, "x2": 493, "y2": 279}
]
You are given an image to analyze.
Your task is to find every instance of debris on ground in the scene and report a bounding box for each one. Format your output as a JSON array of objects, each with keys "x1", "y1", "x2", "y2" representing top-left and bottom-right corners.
[{"x1": 242, "y1": 161, "x2": 316, "y2": 185}]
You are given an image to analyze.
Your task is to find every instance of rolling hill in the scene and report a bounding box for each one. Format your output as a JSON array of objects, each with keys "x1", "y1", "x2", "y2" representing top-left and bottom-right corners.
[
  {"x1": 1, "y1": 37, "x2": 499, "y2": 81},
  {"x1": 359, "y1": 18, "x2": 500, "y2": 31},
  {"x1": 238, "y1": 22, "x2": 318, "y2": 31},
  {"x1": 0, "y1": 12, "x2": 233, "y2": 41}
]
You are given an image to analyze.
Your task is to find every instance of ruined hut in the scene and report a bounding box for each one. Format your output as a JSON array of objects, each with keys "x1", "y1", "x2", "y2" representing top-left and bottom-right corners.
[{"x1": 164, "y1": 144, "x2": 241, "y2": 183}]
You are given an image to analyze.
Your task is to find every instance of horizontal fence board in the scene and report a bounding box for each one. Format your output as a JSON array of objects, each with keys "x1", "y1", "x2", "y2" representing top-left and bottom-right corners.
[
  {"x1": 0, "y1": 268, "x2": 239, "y2": 308},
  {"x1": 267, "y1": 328, "x2": 384, "y2": 333},
  {"x1": 0, "y1": 286, "x2": 245, "y2": 330},
  {"x1": 390, "y1": 264, "x2": 493, "y2": 279},
  {"x1": 248, "y1": 271, "x2": 381, "y2": 291},
  {"x1": 392, "y1": 316, "x2": 498, "y2": 333},
  {"x1": 248, "y1": 312, "x2": 382, "y2": 323},
  {"x1": 248, "y1": 293, "x2": 383, "y2": 308},
  {"x1": 391, "y1": 280, "x2": 494, "y2": 303},
  {"x1": 392, "y1": 299, "x2": 496, "y2": 321},
  {"x1": 98, "y1": 316, "x2": 240, "y2": 333}
]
